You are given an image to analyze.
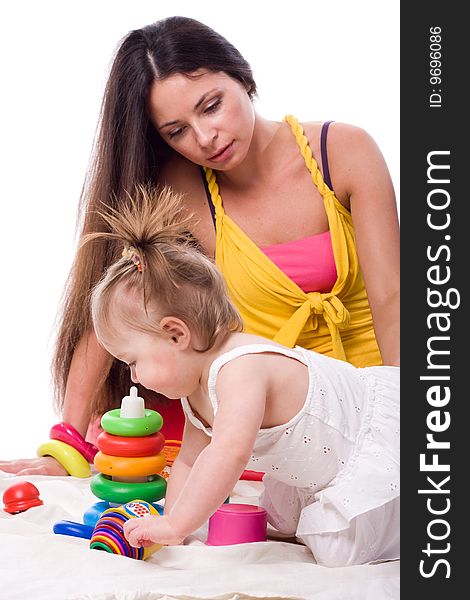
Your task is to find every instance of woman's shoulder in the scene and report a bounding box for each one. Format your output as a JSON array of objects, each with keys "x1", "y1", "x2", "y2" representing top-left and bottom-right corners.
[
  {"x1": 302, "y1": 121, "x2": 382, "y2": 201},
  {"x1": 299, "y1": 120, "x2": 376, "y2": 169},
  {"x1": 302, "y1": 120, "x2": 374, "y2": 148}
]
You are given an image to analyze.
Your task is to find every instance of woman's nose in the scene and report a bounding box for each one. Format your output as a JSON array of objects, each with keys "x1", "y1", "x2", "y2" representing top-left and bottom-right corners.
[{"x1": 194, "y1": 123, "x2": 217, "y2": 148}]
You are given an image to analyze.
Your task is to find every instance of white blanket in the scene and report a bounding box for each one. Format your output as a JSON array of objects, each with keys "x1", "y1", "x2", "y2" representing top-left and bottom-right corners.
[{"x1": 0, "y1": 472, "x2": 399, "y2": 600}]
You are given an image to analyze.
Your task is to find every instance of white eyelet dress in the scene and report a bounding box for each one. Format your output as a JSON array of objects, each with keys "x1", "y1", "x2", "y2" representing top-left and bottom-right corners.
[{"x1": 181, "y1": 344, "x2": 400, "y2": 567}]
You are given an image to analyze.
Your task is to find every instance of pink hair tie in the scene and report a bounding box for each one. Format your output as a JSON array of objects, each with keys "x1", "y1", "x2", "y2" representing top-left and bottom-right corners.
[{"x1": 50, "y1": 422, "x2": 98, "y2": 463}]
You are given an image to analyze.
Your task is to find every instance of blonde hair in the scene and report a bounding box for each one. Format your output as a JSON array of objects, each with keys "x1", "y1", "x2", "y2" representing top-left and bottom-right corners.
[{"x1": 85, "y1": 185, "x2": 242, "y2": 355}]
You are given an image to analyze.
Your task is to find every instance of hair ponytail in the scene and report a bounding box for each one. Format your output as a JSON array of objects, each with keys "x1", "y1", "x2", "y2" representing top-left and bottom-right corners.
[{"x1": 86, "y1": 185, "x2": 242, "y2": 355}]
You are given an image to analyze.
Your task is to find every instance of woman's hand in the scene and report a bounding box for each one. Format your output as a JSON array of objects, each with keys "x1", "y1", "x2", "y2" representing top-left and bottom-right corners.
[
  {"x1": 124, "y1": 514, "x2": 185, "y2": 548},
  {"x1": 0, "y1": 456, "x2": 68, "y2": 476}
]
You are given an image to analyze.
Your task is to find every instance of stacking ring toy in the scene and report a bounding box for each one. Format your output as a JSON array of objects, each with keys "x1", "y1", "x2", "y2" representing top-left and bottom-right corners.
[
  {"x1": 90, "y1": 500, "x2": 162, "y2": 560},
  {"x1": 90, "y1": 473, "x2": 166, "y2": 503},
  {"x1": 206, "y1": 504, "x2": 268, "y2": 546},
  {"x1": 97, "y1": 431, "x2": 165, "y2": 457},
  {"x1": 101, "y1": 409, "x2": 163, "y2": 437},
  {"x1": 83, "y1": 501, "x2": 111, "y2": 527},
  {"x1": 37, "y1": 440, "x2": 91, "y2": 478},
  {"x1": 94, "y1": 451, "x2": 166, "y2": 478},
  {"x1": 53, "y1": 520, "x2": 95, "y2": 539},
  {"x1": 162, "y1": 439, "x2": 181, "y2": 467},
  {"x1": 50, "y1": 422, "x2": 98, "y2": 463},
  {"x1": 82, "y1": 499, "x2": 162, "y2": 528}
]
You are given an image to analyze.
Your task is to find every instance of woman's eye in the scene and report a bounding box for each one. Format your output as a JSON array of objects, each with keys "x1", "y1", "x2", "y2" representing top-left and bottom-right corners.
[
  {"x1": 204, "y1": 99, "x2": 221, "y2": 114},
  {"x1": 168, "y1": 127, "x2": 184, "y2": 139}
]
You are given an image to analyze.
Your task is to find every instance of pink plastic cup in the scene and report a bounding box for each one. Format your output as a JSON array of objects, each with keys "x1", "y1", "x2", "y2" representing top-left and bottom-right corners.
[{"x1": 206, "y1": 503, "x2": 267, "y2": 546}]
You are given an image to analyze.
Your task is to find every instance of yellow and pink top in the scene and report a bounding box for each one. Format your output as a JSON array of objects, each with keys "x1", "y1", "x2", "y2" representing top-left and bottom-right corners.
[{"x1": 202, "y1": 115, "x2": 382, "y2": 367}]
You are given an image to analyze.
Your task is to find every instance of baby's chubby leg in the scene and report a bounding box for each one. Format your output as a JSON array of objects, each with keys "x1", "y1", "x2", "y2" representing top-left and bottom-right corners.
[
  {"x1": 297, "y1": 498, "x2": 400, "y2": 567},
  {"x1": 259, "y1": 476, "x2": 312, "y2": 535}
]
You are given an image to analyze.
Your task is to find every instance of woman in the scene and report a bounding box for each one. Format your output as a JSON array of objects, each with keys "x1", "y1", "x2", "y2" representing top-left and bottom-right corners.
[{"x1": 0, "y1": 16, "x2": 399, "y2": 476}]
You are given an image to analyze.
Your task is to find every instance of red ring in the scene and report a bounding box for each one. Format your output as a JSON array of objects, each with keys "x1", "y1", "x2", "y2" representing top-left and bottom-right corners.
[
  {"x1": 50, "y1": 422, "x2": 98, "y2": 463},
  {"x1": 97, "y1": 431, "x2": 165, "y2": 457}
]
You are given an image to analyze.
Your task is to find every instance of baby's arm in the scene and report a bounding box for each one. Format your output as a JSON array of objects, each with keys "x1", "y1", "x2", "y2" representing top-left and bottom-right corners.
[
  {"x1": 163, "y1": 415, "x2": 210, "y2": 515},
  {"x1": 124, "y1": 356, "x2": 266, "y2": 547}
]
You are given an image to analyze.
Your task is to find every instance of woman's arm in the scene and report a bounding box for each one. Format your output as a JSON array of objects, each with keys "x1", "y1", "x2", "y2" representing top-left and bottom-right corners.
[
  {"x1": 163, "y1": 414, "x2": 211, "y2": 515},
  {"x1": 328, "y1": 124, "x2": 400, "y2": 366},
  {"x1": 61, "y1": 328, "x2": 112, "y2": 437},
  {"x1": 0, "y1": 329, "x2": 111, "y2": 475}
]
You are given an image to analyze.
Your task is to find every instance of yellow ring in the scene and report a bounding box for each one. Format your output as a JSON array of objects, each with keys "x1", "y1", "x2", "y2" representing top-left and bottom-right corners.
[
  {"x1": 94, "y1": 451, "x2": 166, "y2": 478},
  {"x1": 37, "y1": 440, "x2": 91, "y2": 478}
]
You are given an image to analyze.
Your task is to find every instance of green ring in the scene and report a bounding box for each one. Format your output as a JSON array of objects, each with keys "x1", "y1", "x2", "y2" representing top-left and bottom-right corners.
[
  {"x1": 90, "y1": 541, "x2": 113, "y2": 553},
  {"x1": 101, "y1": 409, "x2": 163, "y2": 437},
  {"x1": 90, "y1": 473, "x2": 167, "y2": 504}
]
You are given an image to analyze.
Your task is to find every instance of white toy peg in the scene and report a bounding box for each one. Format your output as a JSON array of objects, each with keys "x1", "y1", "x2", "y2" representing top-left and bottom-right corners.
[{"x1": 120, "y1": 386, "x2": 145, "y2": 419}]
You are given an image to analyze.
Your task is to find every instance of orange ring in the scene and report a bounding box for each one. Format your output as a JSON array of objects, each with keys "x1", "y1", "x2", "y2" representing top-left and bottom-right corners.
[
  {"x1": 97, "y1": 431, "x2": 165, "y2": 457},
  {"x1": 162, "y1": 439, "x2": 182, "y2": 467},
  {"x1": 94, "y1": 451, "x2": 166, "y2": 478}
]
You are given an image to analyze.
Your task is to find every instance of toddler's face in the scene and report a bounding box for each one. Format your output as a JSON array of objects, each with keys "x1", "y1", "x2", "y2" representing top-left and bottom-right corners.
[{"x1": 100, "y1": 324, "x2": 198, "y2": 400}]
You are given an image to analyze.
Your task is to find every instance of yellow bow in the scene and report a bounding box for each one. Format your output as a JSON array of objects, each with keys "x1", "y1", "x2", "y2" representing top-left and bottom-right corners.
[{"x1": 273, "y1": 292, "x2": 350, "y2": 360}]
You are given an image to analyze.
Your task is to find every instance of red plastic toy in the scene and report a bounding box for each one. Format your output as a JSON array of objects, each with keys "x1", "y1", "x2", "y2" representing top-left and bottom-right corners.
[{"x1": 2, "y1": 481, "x2": 44, "y2": 514}]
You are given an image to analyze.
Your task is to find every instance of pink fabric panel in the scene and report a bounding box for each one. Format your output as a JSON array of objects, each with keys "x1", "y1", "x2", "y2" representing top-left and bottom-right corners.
[{"x1": 261, "y1": 231, "x2": 337, "y2": 293}]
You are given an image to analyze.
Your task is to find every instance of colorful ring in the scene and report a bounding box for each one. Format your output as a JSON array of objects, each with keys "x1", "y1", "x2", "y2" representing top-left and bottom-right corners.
[
  {"x1": 162, "y1": 439, "x2": 182, "y2": 466},
  {"x1": 97, "y1": 431, "x2": 165, "y2": 457},
  {"x1": 90, "y1": 533, "x2": 125, "y2": 556},
  {"x1": 53, "y1": 520, "x2": 94, "y2": 539},
  {"x1": 101, "y1": 409, "x2": 163, "y2": 437},
  {"x1": 90, "y1": 473, "x2": 166, "y2": 503},
  {"x1": 50, "y1": 422, "x2": 98, "y2": 463},
  {"x1": 83, "y1": 501, "x2": 111, "y2": 527},
  {"x1": 37, "y1": 440, "x2": 91, "y2": 478},
  {"x1": 94, "y1": 451, "x2": 166, "y2": 478},
  {"x1": 90, "y1": 502, "x2": 162, "y2": 559}
]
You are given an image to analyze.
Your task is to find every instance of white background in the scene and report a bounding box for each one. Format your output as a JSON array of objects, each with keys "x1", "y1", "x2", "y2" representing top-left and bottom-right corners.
[{"x1": 0, "y1": 0, "x2": 399, "y2": 459}]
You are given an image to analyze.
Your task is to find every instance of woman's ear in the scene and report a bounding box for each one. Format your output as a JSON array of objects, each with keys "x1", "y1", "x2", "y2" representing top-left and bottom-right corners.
[{"x1": 159, "y1": 316, "x2": 191, "y2": 349}]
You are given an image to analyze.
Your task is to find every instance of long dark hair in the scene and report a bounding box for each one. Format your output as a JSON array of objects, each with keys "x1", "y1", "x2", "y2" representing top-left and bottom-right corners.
[{"x1": 52, "y1": 17, "x2": 256, "y2": 418}]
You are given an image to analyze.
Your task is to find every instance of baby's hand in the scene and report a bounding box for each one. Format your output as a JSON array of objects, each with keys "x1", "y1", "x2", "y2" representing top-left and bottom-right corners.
[{"x1": 123, "y1": 514, "x2": 185, "y2": 548}]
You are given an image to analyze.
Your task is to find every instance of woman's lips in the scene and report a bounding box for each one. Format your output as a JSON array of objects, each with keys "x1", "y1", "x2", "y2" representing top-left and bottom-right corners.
[{"x1": 208, "y1": 141, "x2": 234, "y2": 162}]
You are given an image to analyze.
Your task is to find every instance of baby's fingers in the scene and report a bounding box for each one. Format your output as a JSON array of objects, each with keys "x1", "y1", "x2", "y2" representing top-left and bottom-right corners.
[
  {"x1": 123, "y1": 518, "x2": 139, "y2": 536},
  {"x1": 123, "y1": 519, "x2": 143, "y2": 547}
]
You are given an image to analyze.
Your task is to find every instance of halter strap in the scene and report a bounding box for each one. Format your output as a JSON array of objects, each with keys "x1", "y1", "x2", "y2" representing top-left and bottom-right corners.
[
  {"x1": 320, "y1": 120, "x2": 334, "y2": 190},
  {"x1": 284, "y1": 115, "x2": 336, "y2": 203}
]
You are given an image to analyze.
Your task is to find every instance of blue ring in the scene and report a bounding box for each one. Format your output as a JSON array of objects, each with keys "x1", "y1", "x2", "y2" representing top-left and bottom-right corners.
[{"x1": 53, "y1": 520, "x2": 95, "y2": 539}]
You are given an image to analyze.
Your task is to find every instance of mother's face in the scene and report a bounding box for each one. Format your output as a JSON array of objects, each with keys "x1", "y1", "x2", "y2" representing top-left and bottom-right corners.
[{"x1": 148, "y1": 70, "x2": 255, "y2": 171}]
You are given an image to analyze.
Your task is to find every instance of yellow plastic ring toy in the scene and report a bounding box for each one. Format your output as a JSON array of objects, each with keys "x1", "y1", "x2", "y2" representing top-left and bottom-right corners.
[
  {"x1": 94, "y1": 451, "x2": 167, "y2": 478},
  {"x1": 90, "y1": 473, "x2": 167, "y2": 503},
  {"x1": 101, "y1": 409, "x2": 163, "y2": 437},
  {"x1": 37, "y1": 440, "x2": 91, "y2": 478}
]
